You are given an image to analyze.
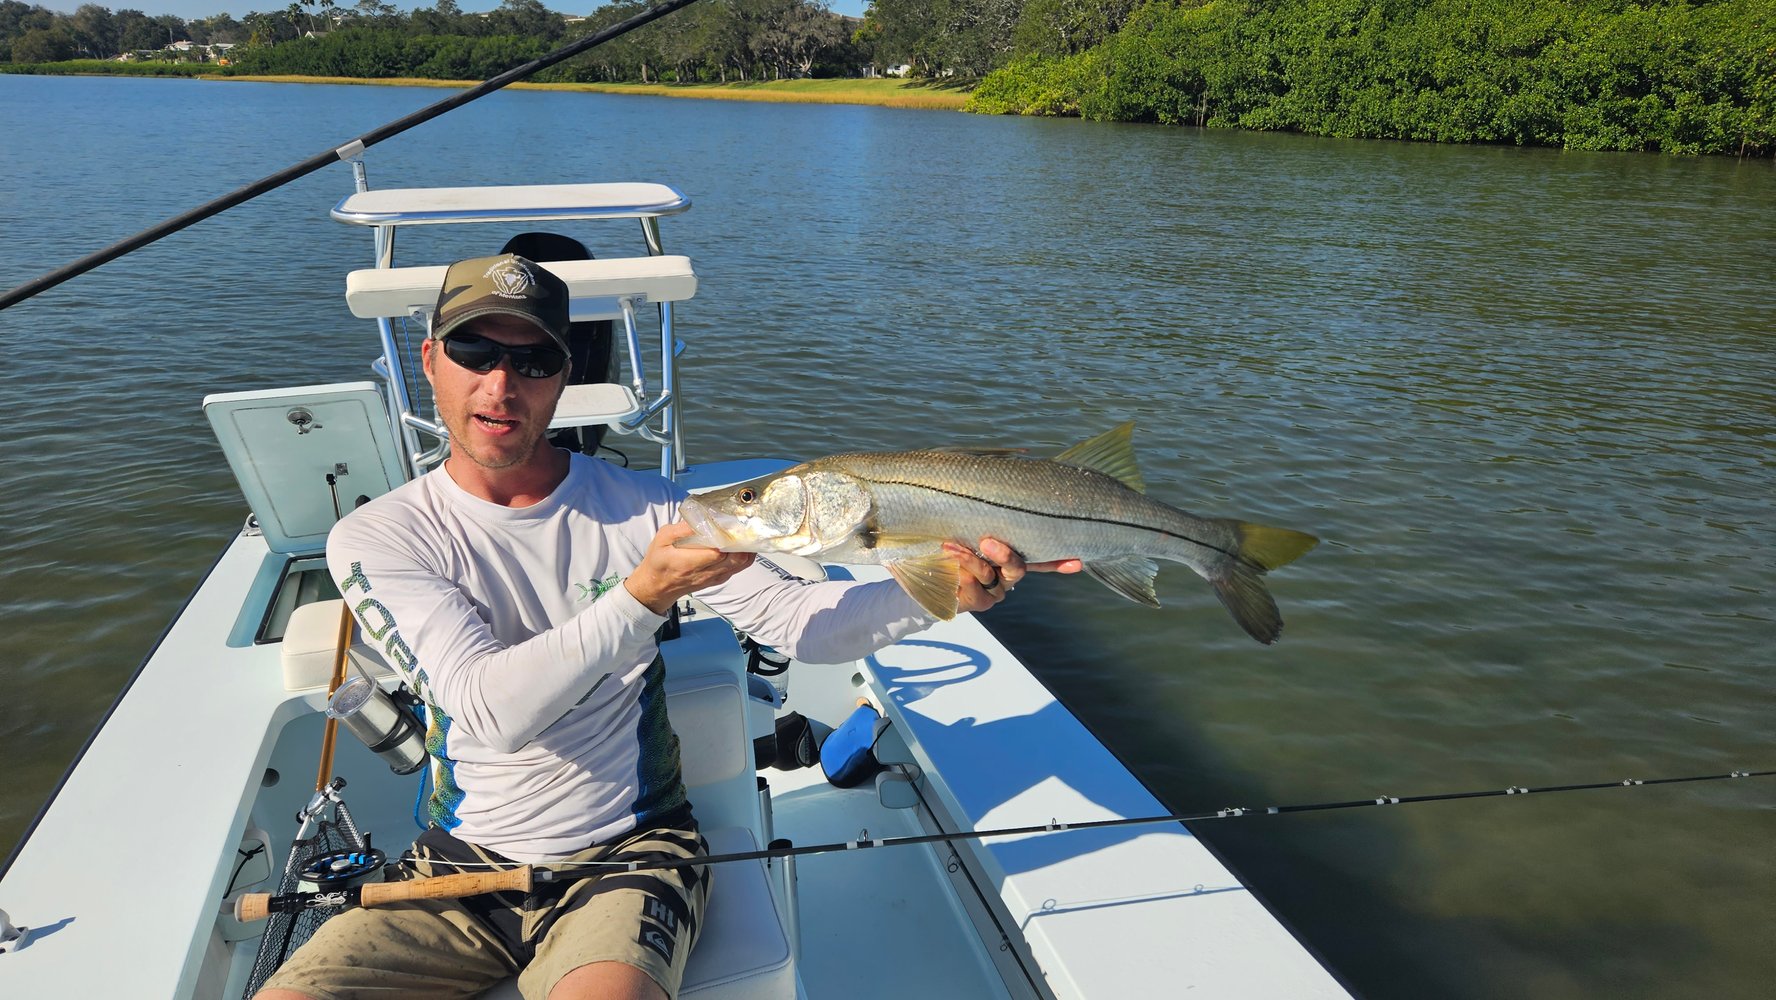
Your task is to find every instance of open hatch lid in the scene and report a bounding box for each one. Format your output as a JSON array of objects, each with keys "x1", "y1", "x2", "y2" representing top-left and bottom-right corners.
[{"x1": 203, "y1": 382, "x2": 407, "y2": 554}]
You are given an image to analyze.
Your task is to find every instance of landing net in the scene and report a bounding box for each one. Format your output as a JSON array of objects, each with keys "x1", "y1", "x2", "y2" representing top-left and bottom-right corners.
[{"x1": 242, "y1": 800, "x2": 367, "y2": 997}]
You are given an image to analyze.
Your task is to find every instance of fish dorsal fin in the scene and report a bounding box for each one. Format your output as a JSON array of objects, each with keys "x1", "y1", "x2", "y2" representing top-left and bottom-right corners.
[
  {"x1": 1082, "y1": 555, "x2": 1161, "y2": 608},
  {"x1": 884, "y1": 549, "x2": 961, "y2": 621},
  {"x1": 1053, "y1": 422, "x2": 1145, "y2": 493}
]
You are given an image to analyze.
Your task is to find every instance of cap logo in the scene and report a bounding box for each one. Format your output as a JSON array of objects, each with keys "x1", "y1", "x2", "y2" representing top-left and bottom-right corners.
[{"x1": 485, "y1": 257, "x2": 537, "y2": 300}]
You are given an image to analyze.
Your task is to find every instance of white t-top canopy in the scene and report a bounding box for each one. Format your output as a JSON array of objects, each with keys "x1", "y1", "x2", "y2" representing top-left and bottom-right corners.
[
  {"x1": 345, "y1": 255, "x2": 698, "y2": 321},
  {"x1": 331, "y1": 182, "x2": 691, "y2": 227}
]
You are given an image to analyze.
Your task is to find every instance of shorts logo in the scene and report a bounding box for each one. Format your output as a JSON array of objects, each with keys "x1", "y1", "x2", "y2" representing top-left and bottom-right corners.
[
  {"x1": 643, "y1": 896, "x2": 678, "y2": 934},
  {"x1": 485, "y1": 258, "x2": 537, "y2": 299},
  {"x1": 638, "y1": 895, "x2": 678, "y2": 962},
  {"x1": 638, "y1": 924, "x2": 675, "y2": 963}
]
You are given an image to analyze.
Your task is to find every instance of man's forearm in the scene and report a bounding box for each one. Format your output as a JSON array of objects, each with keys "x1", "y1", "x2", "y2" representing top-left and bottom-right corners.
[{"x1": 424, "y1": 584, "x2": 665, "y2": 754}]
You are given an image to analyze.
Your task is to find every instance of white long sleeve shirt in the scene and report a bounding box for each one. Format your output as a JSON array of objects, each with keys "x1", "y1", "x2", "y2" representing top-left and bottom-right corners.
[{"x1": 327, "y1": 452, "x2": 930, "y2": 861}]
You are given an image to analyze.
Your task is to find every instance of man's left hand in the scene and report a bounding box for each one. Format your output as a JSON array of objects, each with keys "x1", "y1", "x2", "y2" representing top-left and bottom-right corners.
[{"x1": 944, "y1": 538, "x2": 1083, "y2": 614}]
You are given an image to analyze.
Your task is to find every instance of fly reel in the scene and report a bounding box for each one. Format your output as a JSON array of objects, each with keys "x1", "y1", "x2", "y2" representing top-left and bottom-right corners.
[{"x1": 296, "y1": 847, "x2": 388, "y2": 893}]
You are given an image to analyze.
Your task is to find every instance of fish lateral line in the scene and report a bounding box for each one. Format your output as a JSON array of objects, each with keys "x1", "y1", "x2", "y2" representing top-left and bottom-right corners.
[{"x1": 863, "y1": 476, "x2": 1245, "y2": 564}]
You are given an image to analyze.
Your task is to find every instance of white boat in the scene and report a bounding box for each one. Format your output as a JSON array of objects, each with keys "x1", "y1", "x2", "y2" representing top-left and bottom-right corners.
[{"x1": 0, "y1": 175, "x2": 1352, "y2": 999}]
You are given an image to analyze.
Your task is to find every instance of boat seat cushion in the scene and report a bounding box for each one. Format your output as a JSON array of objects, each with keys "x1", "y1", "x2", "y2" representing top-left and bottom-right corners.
[
  {"x1": 281, "y1": 598, "x2": 395, "y2": 690},
  {"x1": 478, "y1": 826, "x2": 792, "y2": 1000},
  {"x1": 346, "y1": 256, "x2": 697, "y2": 322},
  {"x1": 547, "y1": 382, "x2": 642, "y2": 431}
]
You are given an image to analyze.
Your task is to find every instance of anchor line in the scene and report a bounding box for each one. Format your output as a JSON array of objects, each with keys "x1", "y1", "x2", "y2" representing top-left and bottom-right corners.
[
  {"x1": 0, "y1": 0, "x2": 706, "y2": 313},
  {"x1": 235, "y1": 768, "x2": 1772, "y2": 918}
]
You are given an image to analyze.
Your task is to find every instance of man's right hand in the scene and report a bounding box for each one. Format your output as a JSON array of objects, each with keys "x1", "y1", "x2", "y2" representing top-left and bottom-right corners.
[{"x1": 625, "y1": 522, "x2": 757, "y2": 615}]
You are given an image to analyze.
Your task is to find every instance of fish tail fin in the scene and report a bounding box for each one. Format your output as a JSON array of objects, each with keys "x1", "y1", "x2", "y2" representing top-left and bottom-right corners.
[
  {"x1": 1232, "y1": 521, "x2": 1319, "y2": 571},
  {"x1": 1209, "y1": 520, "x2": 1318, "y2": 644},
  {"x1": 1211, "y1": 561, "x2": 1286, "y2": 645}
]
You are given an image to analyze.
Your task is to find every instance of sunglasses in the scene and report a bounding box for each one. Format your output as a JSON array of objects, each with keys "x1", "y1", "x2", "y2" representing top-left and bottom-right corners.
[{"x1": 438, "y1": 333, "x2": 568, "y2": 379}]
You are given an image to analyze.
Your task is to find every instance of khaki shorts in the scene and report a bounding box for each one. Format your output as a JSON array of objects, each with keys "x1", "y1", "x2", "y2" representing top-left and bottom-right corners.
[{"x1": 260, "y1": 823, "x2": 710, "y2": 1000}]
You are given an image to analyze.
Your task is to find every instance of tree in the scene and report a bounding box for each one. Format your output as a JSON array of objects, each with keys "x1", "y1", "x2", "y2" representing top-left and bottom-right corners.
[
  {"x1": 116, "y1": 9, "x2": 162, "y2": 51},
  {"x1": 353, "y1": 0, "x2": 397, "y2": 22},
  {"x1": 1013, "y1": 0, "x2": 1139, "y2": 56},
  {"x1": 154, "y1": 12, "x2": 188, "y2": 45},
  {"x1": 0, "y1": 0, "x2": 57, "y2": 44},
  {"x1": 191, "y1": 13, "x2": 245, "y2": 45},
  {"x1": 13, "y1": 25, "x2": 74, "y2": 61},
  {"x1": 69, "y1": 3, "x2": 117, "y2": 57},
  {"x1": 410, "y1": 0, "x2": 467, "y2": 37},
  {"x1": 486, "y1": 0, "x2": 562, "y2": 41}
]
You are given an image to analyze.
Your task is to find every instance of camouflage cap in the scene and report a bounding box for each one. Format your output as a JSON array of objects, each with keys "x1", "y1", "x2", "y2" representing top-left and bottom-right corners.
[{"x1": 431, "y1": 253, "x2": 570, "y2": 352}]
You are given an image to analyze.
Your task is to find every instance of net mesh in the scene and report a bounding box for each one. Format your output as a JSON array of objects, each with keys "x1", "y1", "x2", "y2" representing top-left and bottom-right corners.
[{"x1": 242, "y1": 801, "x2": 367, "y2": 998}]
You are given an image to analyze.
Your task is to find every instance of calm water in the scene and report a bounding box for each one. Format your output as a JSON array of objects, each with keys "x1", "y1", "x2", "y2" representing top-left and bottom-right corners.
[{"x1": 2, "y1": 75, "x2": 1772, "y2": 998}]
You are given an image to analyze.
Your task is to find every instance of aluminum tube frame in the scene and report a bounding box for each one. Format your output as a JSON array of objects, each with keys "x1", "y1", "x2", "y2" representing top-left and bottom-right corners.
[
  {"x1": 373, "y1": 320, "x2": 425, "y2": 477},
  {"x1": 353, "y1": 159, "x2": 423, "y2": 480},
  {"x1": 640, "y1": 216, "x2": 665, "y2": 257},
  {"x1": 638, "y1": 215, "x2": 682, "y2": 477},
  {"x1": 617, "y1": 297, "x2": 648, "y2": 402},
  {"x1": 657, "y1": 300, "x2": 678, "y2": 475},
  {"x1": 780, "y1": 850, "x2": 800, "y2": 962}
]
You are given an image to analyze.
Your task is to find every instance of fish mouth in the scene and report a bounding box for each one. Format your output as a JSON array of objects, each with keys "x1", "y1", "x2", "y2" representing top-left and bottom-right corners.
[{"x1": 676, "y1": 497, "x2": 748, "y2": 550}]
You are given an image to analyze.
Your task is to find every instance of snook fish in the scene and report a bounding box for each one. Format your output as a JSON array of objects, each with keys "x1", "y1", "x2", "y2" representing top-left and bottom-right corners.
[{"x1": 677, "y1": 423, "x2": 1318, "y2": 644}]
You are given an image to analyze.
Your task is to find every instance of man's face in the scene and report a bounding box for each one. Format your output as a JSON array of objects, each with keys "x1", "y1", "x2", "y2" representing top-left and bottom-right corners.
[{"x1": 422, "y1": 315, "x2": 568, "y2": 473}]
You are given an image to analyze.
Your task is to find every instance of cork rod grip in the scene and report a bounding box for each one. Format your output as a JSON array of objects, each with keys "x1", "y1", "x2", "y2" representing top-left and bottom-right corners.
[
  {"x1": 231, "y1": 866, "x2": 534, "y2": 923},
  {"x1": 234, "y1": 893, "x2": 273, "y2": 923},
  {"x1": 359, "y1": 866, "x2": 534, "y2": 907}
]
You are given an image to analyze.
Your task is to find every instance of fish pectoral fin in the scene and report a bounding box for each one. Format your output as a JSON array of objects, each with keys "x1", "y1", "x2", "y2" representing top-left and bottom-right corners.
[
  {"x1": 1082, "y1": 555, "x2": 1162, "y2": 608},
  {"x1": 886, "y1": 552, "x2": 962, "y2": 621},
  {"x1": 1052, "y1": 422, "x2": 1145, "y2": 493}
]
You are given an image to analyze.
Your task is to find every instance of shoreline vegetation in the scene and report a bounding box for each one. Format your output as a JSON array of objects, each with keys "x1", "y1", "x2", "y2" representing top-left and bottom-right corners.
[
  {"x1": 2, "y1": 0, "x2": 1771, "y2": 156},
  {"x1": 0, "y1": 62, "x2": 971, "y2": 109}
]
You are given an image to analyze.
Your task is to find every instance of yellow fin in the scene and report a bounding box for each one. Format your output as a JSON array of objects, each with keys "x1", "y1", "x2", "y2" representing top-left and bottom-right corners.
[
  {"x1": 886, "y1": 551, "x2": 961, "y2": 620},
  {"x1": 1236, "y1": 522, "x2": 1319, "y2": 571},
  {"x1": 1052, "y1": 422, "x2": 1145, "y2": 493},
  {"x1": 1082, "y1": 555, "x2": 1161, "y2": 608}
]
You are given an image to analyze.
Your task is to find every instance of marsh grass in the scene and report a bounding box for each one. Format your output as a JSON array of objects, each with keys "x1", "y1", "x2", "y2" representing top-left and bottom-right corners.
[{"x1": 216, "y1": 74, "x2": 970, "y2": 110}]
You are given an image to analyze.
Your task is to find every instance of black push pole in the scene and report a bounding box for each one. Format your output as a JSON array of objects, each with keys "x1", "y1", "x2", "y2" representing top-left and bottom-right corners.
[{"x1": 0, "y1": 0, "x2": 705, "y2": 313}]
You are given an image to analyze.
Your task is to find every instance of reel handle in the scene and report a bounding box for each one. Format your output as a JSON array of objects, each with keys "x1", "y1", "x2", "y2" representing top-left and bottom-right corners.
[{"x1": 233, "y1": 865, "x2": 535, "y2": 923}]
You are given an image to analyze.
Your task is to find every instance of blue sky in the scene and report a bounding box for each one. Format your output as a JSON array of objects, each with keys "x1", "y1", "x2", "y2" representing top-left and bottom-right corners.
[{"x1": 92, "y1": 0, "x2": 869, "y2": 24}]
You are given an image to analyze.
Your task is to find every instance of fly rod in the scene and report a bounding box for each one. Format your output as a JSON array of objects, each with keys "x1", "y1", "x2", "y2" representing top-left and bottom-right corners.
[
  {"x1": 0, "y1": 0, "x2": 705, "y2": 314},
  {"x1": 235, "y1": 767, "x2": 1771, "y2": 921}
]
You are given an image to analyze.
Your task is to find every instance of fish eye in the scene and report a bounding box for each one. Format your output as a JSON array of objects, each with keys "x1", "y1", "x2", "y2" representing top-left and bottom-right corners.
[{"x1": 737, "y1": 488, "x2": 758, "y2": 504}]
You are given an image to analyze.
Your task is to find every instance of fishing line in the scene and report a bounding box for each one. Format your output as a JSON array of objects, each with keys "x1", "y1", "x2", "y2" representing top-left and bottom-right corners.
[
  {"x1": 236, "y1": 768, "x2": 1771, "y2": 919},
  {"x1": 0, "y1": 0, "x2": 707, "y2": 313}
]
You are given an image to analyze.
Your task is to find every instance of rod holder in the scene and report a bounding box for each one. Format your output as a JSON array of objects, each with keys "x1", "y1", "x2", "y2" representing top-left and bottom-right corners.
[
  {"x1": 757, "y1": 776, "x2": 774, "y2": 847},
  {"x1": 769, "y1": 838, "x2": 799, "y2": 962}
]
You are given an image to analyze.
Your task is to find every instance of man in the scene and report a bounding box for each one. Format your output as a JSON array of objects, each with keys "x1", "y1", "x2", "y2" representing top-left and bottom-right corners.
[{"x1": 259, "y1": 254, "x2": 1071, "y2": 1000}]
